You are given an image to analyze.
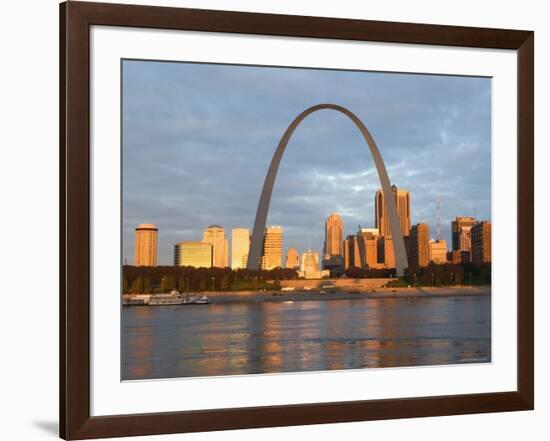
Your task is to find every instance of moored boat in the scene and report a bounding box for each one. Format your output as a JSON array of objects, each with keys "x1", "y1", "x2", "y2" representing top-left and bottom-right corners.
[
  {"x1": 192, "y1": 295, "x2": 210, "y2": 305},
  {"x1": 148, "y1": 290, "x2": 183, "y2": 306},
  {"x1": 123, "y1": 291, "x2": 210, "y2": 306},
  {"x1": 123, "y1": 297, "x2": 147, "y2": 306}
]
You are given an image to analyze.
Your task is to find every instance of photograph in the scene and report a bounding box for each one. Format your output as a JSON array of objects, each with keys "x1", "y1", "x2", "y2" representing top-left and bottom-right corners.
[
  {"x1": 1, "y1": 0, "x2": 541, "y2": 439},
  {"x1": 121, "y1": 59, "x2": 492, "y2": 381}
]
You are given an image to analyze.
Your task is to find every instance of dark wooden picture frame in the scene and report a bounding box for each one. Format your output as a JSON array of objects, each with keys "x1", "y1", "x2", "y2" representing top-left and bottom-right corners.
[{"x1": 60, "y1": 1, "x2": 534, "y2": 439}]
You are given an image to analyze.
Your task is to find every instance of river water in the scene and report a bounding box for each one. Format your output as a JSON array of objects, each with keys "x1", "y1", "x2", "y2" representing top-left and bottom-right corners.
[{"x1": 122, "y1": 295, "x2": 491, "y2": 380}]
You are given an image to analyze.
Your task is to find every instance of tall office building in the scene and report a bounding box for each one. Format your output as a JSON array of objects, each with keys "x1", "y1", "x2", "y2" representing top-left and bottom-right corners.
[
  {"x1": 344, "y1": 230, "x2": 381, "y2": 269},
  {"x1": 375, "y1": 185, "x2": 411, "y2": 237},
  {"x1": 203, "y1": 225, "x2": 229, "y2": 268},
  {"x1": 344, "y1": 235, "x2": 358, "y2": 269},
  {"x1": 323, "y1": 213, "x2": 343, "y2": 258},
  {"x1": 451, "y1": 216, "x2": 477, "y2": 251},
  {"x1": 285, "y1": 247, "x2": 299, "y2": 270},
  {"x1": 322, "y1": 213, "x2": 345, "y2": 275},
  {"x1": 377, "y1": 236, "x2": 395, "y2": 269},
  {"x1": 471, "y1": 221, "x2": 492, "y2": 264},
  {"x1": 459, "y1": 226, "x2": 473, "y2": 251},
  {"x1": 409, "y1": 223, "x2": 430, "y2": 267},
  {"x1": 428, "y1": 239, "x2": 448, "y2": 264},
  {"x1": 358, "y1": 229, "x2": 379, "y2": 268},
  {"x1": 261, "y1": 226, "x2": 283, "y2": 270},
  {"x1": 231, "y1": 227, "x2": 250, "y2": 270},
  {"x1": 174, "y1": 242, "x2": 212, "y2": 268},
  {"x1": 134, "y1": 223, "x2": 158, "y2": 266}
]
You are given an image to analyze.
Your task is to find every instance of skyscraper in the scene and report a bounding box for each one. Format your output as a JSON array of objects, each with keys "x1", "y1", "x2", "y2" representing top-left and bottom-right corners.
[
  {"x1": 285, "y1": 247, "x2": 299, "y2": 269},
  {"x1": 202, "y1": 225, "x2": 229, "y2": 268},
  {"x1": 344, "y1": 229, "x2": 382, "y2": 269},
  {"x1": 451, "y1": 216, "x2": 477, "y2": 251},
  {"x1": 323, "y1": 213, "x2": 343, "y2": 258},
  {"x1": 375, "y1": 185, "x2": 411, "y2": 237},
  {"x1": 231, "y1": 227, "x2": 250, "y2": 270},
  {"x1": 134, "y1": 223, "x2": 158, "y2": 266},
  {"x1": 471, "y1": 221, "x2": 491, "y2": 264},
  {"x1": 409, "y1": 223, "x2": 430, "y2": 267},
  {"x1": 377, "y1": 236, "x2": 395, "y2": 269},
  {"x1": 174, "y1": 242, "x2": 212, "y2": 268},
  {"x1": 344, "y1": 235, "x2": 360, "y2": 269},
  {"x1": 357, "y1": 229, "x2": 379, "y2": 268},
  {"x1": 459, "y1": 226, "x2": 473, "y2": 251},
  {"x1": 322, "y1": 213, "x2": 345, "y2": 275},
  {"x1": 261, "y1": 226, "x2": 282, "y2": 270}
]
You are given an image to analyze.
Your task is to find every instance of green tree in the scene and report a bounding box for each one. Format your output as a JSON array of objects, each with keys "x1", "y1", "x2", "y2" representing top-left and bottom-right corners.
[
  {"x1": 143, "y1": 277, "x2": 152, "y2": 293},
  {"x1": 161, "y1": 274, "x2": 176, "y2": 292},
  {"x1": 178, "y1": 276, "x2": 186, "y2": 292},
  {"x1": 220, "y1": 274, "x2": 230, "y2": 291},
  {"x1": 199, "y1": 278, "x2": 207, "y2": 291},
  {"x1": 130, "y1": 276, "x2": 143, "y2": 293}
]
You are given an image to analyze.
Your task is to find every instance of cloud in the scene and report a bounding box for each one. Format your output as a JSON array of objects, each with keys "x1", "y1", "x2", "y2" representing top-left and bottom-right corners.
[{"x1": 122, "y1": 61, "x2": 491, "y2": 264}]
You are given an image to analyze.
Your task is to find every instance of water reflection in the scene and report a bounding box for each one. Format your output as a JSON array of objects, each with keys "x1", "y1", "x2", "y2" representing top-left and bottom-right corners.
[
  {"x1": 123, "y1": 307, "x2": 154, "y2": 378},
  {"x1": 122, "y1": 295, "x2": 491, "y2": 380}
]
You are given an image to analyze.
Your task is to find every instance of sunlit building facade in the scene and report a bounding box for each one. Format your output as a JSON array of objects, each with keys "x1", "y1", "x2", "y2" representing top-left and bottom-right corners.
[
  {"x1": 429, "y1": 239, "x2": 448, "y2": 264},
  {"x1": 322, "y1": 212, "x2": 345, "y2": 275},
  {"x1": 174, "y1": 242, "x2": 212, "y2": 268},
  {"x1": 203, "y1": 225, "x2": 229, "y2": 268},
  {"x1": 300, "y1": 250, "x2": 319, "y2": 273},
  {"x1": 409, "y1": 223, "x2": 430, "y2": 267},
  {"x1": 359, "y1": 229, "x2": 379, "y2": 268},
  {"x1": 323, "y1": 212, "x2": 343, "y2": 258},
  {"x1": 471, "y1": 221, "x2": 492, "y2": 264},
  {"x1": 377, "y1": 235, "x2": 395, "y2": 269},
  {"x1": 452, "y1": 216, "x2": 477, "y2": 251},
  {"x1": 344, "y1": 229, "x2": 383, "y2": 269},
  {"x1": 298, "y1": 250, "x2": 329, "y2": 279},
  {"x1": 375, "y1": 185, "x2": 411, "y2": 237},
  {"x1": 134, "y1": 223, "x2": 158, "y2": 267},
  {"x1": 231, "y1": 227, "x2": 250, "y2": 270},
  {"x1": 261, "y1": 226, "x2": 283, "y2": 270},
  {"x1": 344, "y1": 235, "x2": 359, "y2": 270},
  {"x1": 285, "y1": 247, "x2": 299, "y2": 270}
]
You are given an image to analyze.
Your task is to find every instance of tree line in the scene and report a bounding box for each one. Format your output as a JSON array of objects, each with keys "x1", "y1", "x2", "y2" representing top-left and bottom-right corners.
[
  {"x1": 122, "y1": 266, "x2": 298, "y2": 294},
  {"x1": 123, "y1": 261, "x2": 491, "y2": 294},
  {"x1": 387, "y1": 262, "x2": 491, "y2": 287}
]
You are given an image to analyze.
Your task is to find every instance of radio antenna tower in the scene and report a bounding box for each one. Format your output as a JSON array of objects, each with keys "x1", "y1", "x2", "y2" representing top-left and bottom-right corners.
[{"x1": 436, "y1": 194, "x2": 443, "y2": 241}]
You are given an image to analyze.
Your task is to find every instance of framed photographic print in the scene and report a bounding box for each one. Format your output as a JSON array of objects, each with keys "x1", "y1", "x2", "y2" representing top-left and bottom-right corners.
[{"x1": 60, "y1": 1, "x2": 534, "y2": 439}]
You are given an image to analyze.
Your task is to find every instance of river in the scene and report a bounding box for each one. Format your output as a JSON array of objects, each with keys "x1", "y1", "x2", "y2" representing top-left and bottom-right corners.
[{"x1": 122, "y1": 294, "x2": 491, "y2": 380}]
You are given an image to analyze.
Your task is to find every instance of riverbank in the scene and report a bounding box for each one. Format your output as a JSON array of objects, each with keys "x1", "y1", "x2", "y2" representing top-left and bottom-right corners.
[
  {"x1": 202, "y1": 285, "x2": 490, "y2": 303},
  {"x1": 124, "y1": 285, "x2": 491, "y2": 305}
]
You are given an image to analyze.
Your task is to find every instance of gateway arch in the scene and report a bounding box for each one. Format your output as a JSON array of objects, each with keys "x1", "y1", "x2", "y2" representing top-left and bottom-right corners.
[{"x1": 246, "y1": 104, "x2": 409, "y2": 276}]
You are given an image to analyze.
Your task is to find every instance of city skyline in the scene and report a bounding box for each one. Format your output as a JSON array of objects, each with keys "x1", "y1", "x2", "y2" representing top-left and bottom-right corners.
[
  {"x1": 131, "y1": 208, "x2": 490, "y2": 270},
  {"x1": 122, "y1": 60, "x2": 491, "y2": 265}
]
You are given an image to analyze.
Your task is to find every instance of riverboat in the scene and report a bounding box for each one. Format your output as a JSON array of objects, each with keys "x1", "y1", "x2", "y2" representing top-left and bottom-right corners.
[
  {"x1": 123, "y1": 291, "x2": 210, "y2": 306},
  {"x1": 148, "y1": 292, "x2": 183, "y2": 306}
]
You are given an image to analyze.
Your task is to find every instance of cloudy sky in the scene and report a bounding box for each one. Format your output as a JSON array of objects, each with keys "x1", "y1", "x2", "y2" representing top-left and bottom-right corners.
[{"x1": 122, "y1": 60, "x2": 491, "y2": 265}]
